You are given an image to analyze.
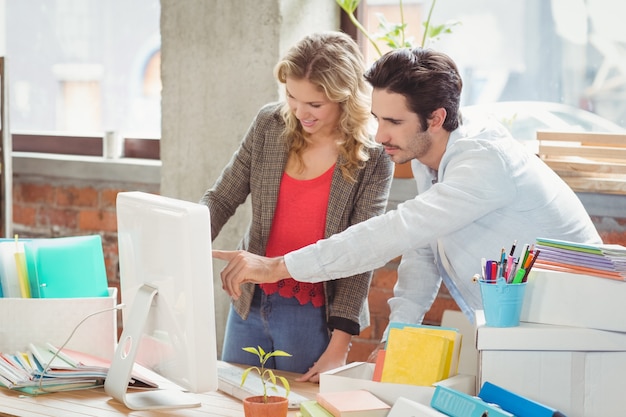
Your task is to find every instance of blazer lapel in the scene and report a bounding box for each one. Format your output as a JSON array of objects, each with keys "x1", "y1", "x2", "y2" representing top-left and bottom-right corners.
[
  {"x1": 326, "y1": 155, "x2": 356, "y2": 236},
  {"x1": 258, "y1": 136, "x2": 288, "y2": 247}
]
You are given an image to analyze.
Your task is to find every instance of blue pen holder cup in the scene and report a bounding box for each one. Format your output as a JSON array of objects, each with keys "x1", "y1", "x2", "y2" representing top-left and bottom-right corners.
[{"x1": 479, "y1": 278, "x2": 527, "y2": 327}]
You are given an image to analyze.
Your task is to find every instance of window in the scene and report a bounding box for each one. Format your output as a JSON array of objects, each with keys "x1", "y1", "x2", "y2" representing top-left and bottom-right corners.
[
  {"x1": 5, "y1": 0, "x2": 161, "y2": 157},
  {"x1": 352, "y1": 0, "x2": 626, "y2": 131}
]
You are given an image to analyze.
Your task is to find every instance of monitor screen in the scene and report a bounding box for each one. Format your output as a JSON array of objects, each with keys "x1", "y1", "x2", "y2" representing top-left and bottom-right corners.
[{"x1": 104, "y1": 191, "x2": 218, "y2": 410}]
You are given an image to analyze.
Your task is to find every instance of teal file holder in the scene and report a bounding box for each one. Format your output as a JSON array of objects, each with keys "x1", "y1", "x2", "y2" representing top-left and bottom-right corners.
[{"x1": 24, "y1": 235, "x2": 109, "y2": 298}]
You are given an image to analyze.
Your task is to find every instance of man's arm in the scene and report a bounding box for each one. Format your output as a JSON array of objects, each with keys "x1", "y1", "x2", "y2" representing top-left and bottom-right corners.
[{"x1": 213, "y1": 250, "x2": 287, "y2": 299}]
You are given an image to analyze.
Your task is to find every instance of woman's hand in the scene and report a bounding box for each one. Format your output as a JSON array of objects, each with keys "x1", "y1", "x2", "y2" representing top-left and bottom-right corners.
[{"x1": 296, "y1": 330, "x2": 351, "y2": 383}]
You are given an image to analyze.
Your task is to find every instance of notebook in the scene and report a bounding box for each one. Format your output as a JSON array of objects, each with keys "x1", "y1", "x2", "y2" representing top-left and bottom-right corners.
[{"x1": 216, "y1": 361, "x2": 309, "y2": 409}]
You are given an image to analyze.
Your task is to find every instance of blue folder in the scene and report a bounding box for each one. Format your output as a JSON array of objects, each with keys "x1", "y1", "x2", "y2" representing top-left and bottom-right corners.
[
  {"x1": 431, "y1": 385, "x2": 514, "y2": 417},
  {"x1": 478, "y1": 381, "x2": 567, "y2": 417}
]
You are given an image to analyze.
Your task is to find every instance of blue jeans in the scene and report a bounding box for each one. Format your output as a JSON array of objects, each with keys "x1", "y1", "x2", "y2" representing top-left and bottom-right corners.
[{"x1": 221, "y1": 286, "x2": 329, "y2": 374}]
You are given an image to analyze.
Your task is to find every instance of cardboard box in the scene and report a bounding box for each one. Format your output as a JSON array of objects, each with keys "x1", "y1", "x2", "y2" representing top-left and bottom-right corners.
[
  {"x1": 0, "y1": 288, "x2": 118, "y2": 359},
  {"x1": 319, "y1": 362, "x2": 476, "y2": 406},
  {"x1": 476, "y1": 320, "x2": 626, "y2": 417},
  {"x1": 520, "y1": 268, "x2": 626, "y2": 332}
]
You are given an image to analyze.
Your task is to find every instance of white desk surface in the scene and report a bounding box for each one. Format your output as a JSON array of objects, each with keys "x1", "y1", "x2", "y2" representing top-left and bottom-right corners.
[{"x1": 0, "y1": 370, "x2": 317, "y2": 417}]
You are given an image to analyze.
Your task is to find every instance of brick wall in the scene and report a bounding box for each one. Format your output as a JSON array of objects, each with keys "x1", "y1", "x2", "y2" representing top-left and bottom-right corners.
[
  {"x1": 12, "y1": 174, "x2": 159, "y2": 305},
  {"x1": 12, "y1": 170, "x2": 626, "y2": 364}
]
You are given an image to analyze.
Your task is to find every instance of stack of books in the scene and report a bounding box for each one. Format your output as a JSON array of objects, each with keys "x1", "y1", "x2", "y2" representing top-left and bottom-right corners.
[
  {"x1": 533, "y1": 237, "x2": 626, "y2": 280},
  {"x1": 372, "y1": 322, "x2": 462, "y2": 387},
  {"x1": 0, "y1": 342, "x2": 156, "y2": 395}
]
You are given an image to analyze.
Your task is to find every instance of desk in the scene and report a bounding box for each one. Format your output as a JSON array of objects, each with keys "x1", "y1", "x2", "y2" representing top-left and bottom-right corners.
[{"x1": 0, "y1": 371, "x2": 317, "y2": 417}]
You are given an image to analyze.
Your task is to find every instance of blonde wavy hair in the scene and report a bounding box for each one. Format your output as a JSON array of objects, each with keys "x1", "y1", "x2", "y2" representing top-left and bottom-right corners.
[{"x1": 274, "y1": 31, "x2": 376, "y2": 182}]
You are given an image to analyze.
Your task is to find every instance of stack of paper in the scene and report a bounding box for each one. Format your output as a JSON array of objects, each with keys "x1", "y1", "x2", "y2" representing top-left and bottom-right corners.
[
  {"x1": 315, "y1": 389, "x2": 391, "y2": 417},
  {"x1": 534, "y1": 237, "x2": 626, "y2": 280},
  {"x1": 0, "y1": 343, "x2": 156, "y2": 395}
]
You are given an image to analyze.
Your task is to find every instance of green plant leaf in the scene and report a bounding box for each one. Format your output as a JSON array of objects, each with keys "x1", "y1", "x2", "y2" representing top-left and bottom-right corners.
[
  {"x1": 257, "y1": 345, "x2": 266, "y2": 357},
  {"x1": 277, "y1": 376, "x2": 291, "y2": 397},
  {"x1": 240, "y1": 366, "x2": 259, "y2": 386},
  {"x1": 242, "y1": 346, "x2": 261, "y2": 357},
  {"x1": 266, "y1": 369, "x2": 277, "y2": 386},
  {"x1": 423, "y1": 20, "x2": 461, "y2": 46},
  {"x1": 335, "y1": 0, "x2": 361, "y2": 14},
  {"x1": 266, "y1": 350, "x2": 292, "y2": 359}
]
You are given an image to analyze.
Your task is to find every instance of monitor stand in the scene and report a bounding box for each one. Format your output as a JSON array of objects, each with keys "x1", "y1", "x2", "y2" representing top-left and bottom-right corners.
[{"x1": 104, "y1": 284, "x2": 201, "y2": 410}]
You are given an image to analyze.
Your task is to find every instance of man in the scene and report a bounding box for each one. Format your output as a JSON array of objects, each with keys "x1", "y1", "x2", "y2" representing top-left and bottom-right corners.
[{"x1": 214, "y1": 47, "x2": 601, "y2": 358}]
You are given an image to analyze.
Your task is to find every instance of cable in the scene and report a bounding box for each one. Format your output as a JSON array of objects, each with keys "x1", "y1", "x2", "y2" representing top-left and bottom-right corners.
[{"x1": 34, "y1": 303, "x2": 125, "y2": 394}]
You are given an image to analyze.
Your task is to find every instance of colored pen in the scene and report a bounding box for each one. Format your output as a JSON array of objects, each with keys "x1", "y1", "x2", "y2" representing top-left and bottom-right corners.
[
  {"x1": 522, "y1": 249, "x2": 541, "y2": 282},
  {"x1": 523, "y1": 248, "x2": 535, "y2": 269},
  {"x1": 508, "y1": 258, "x2": 519, "y2": 283},
  {"x1": 481, "y1": 257, "x2": 487, "y2": 280},
  {"x1": 512, "y1": 267, "x2": 526, "y2": 284},
  {"x1": 509, "y1": 240, "x2": 517, "y2": 257},
  {"x1": 484, "y1": 260, "x2": 491, "y2": 282},
  {"x1": 520, "y1": 243, "x2": 530, "y2": 268},
  {"x1": 505, "y1": 255, "x2": 514, "y2": 281}
]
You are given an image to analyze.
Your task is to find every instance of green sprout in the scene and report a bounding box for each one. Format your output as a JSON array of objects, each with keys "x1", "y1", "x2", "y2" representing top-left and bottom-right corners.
[{"x1": 240, "y1": 346, "x2": 292, "y2": 404}]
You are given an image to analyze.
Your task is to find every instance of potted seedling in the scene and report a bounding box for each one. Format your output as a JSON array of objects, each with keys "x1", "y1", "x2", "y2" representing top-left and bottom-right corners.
[{"x1": 240, "y1": 346, "x2": 292, "y2": 417}]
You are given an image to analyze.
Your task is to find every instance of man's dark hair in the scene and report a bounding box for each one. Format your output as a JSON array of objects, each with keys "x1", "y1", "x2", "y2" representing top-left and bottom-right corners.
[{"x1": 364, "y1": 48, "x2": 462, "y2": 132}]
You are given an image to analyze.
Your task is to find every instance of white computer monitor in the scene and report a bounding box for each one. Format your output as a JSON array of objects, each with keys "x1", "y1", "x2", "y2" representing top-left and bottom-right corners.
[{"x1": 104, "y1": 191, "x2": 218, "y2": 410}]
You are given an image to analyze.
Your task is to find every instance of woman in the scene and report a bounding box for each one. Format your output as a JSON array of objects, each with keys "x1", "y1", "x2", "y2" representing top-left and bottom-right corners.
[{"x1": 201, "y1": 31, "x2": 393, "y2": 381}]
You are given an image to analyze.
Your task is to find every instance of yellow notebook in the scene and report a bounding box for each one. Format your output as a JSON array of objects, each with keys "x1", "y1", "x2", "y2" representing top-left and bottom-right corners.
[
  {"x1": 380, "y1": 324, "x2": 460, "y2": 386},
  {"x1": 405, "y1": 326, "x2": 462, "y2": 378}
]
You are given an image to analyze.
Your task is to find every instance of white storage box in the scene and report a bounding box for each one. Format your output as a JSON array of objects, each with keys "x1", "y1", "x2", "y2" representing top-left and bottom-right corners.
[
  {"x1": 520, "y1": 268, "x2": 626, "y2": 332},
  {"x1": 320, "y1": 362, "x2": 476, "y2": 406},
  {"x1": 476, "y1": 320, "x2": 626, "y2": 417},
  {"x1": 0, "y1": 288, "x2": 118, "y2": 359}
]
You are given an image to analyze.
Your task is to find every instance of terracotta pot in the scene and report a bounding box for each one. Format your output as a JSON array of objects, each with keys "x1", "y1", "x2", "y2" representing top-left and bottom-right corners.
[{"x1": 242, "y1": 395, "x2": 289, "y2": 417}]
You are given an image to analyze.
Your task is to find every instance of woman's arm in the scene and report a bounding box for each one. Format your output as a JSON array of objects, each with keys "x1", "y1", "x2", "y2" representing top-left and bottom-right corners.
[{"x1": 295, "y1": 329, "x2": 352, "y2": 382}]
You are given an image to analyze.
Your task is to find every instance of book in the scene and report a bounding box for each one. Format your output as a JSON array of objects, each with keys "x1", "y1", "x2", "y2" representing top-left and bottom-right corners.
[
  {"x1": 478, "y1": 381, "x2": 567, "y2": 417},
  {"x1": 391, "y1": 322, "x2": 462, "y2": 377},
  {"x1": 29, "y1": 343, "x2": 77, "y2": 370},
  {"x1": 371, "y1": 349, "x2": 385, "y2": 382},
  {"x1": 379, "y1": 323, "x2": 461, "y2": 386},
  {"x1": 316, "y1": 389, "x2": 391, "y2": 417},
  {"x1": 300, "y1": 400, "x2": 334, "y2": 417},
  {"x1": 381, "y1": 327, "x2": 450, "y2": 385},
  {"x1": 0, "y1": 343, "x2": 157, "y2": 394},
  {"x1": 430, "y1": 385, "x2": 514, "y2": 417},
  {"x1": 534, "y1": 237, "x2": 626, "y2": 280}
]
